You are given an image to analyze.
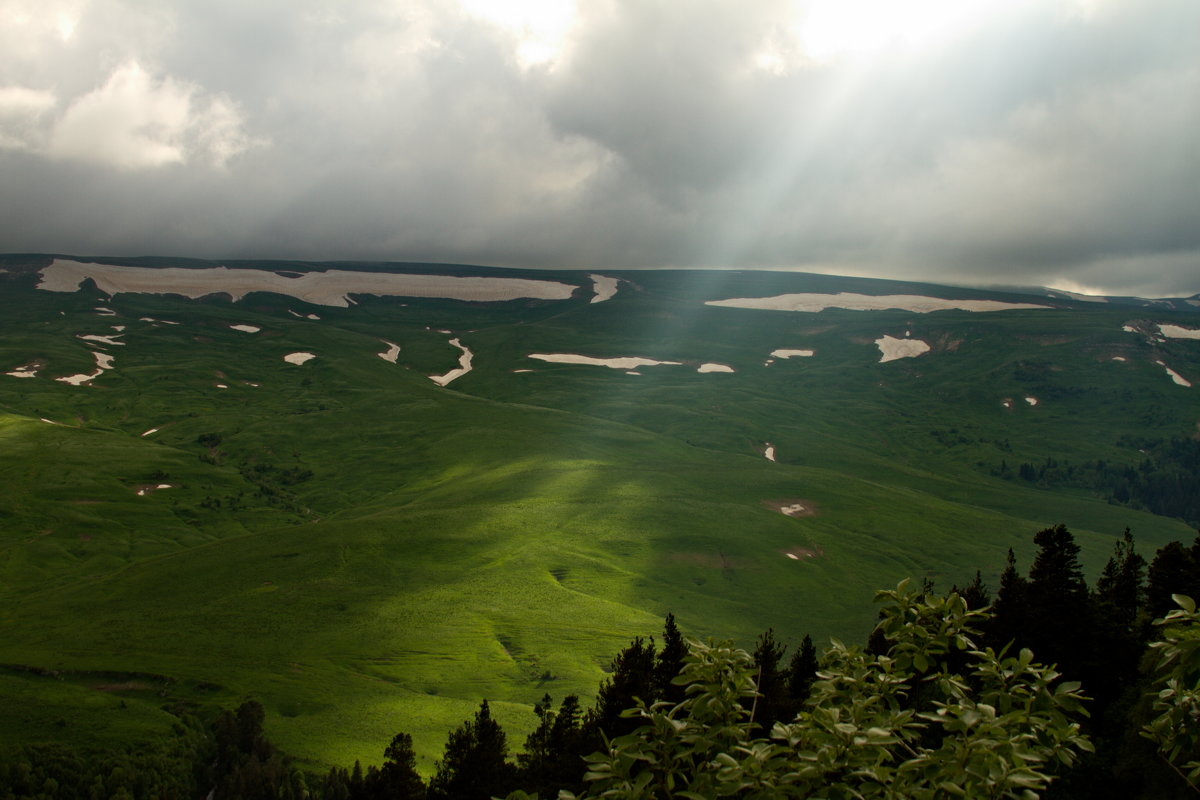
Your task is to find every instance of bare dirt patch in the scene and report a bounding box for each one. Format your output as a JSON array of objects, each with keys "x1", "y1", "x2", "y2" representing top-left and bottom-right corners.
[{"x1": 94, "y1": 681, "x2": 155, "y2": 692}]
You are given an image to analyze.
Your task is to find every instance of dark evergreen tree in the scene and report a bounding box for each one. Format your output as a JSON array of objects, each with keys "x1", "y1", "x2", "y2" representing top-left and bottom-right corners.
[
  {"x1": 211, "y1": 700, "x2": 307, "y2": 800},
  {"x1": 1025, "y1": 524, "x2": 1092, "y2": 677},
  {"x1": 584, "y1": 636, "x2": 658, "y2": 742},
  {"x1": 747, "y1": 628, "x2": 789, "y2": 731},
  {"x1": 321, "y1": 766, "x2": 352, "y2": 800},
  {"x1": 952, "y1": 570, "x2": 991, "y2": 610},
  {"x1": 1146, "y1": 535, "x2": 1200, "y2": 619},
  {"x1": 428, "y1": 700, "x2": 515, "y2": 800},
  {"x1": 1095, "y1": 529, "x2": 1147, "y2": 632},
  {"x1": 363, "y1": 732, "x2": 425, "y2": 800},
  {"x1": 655, "y1": 613, "x2": 688, "y2": 705},
  {"x1": 516, "y1": 694, "x2": 585, "y2": 797},
  {"x1": 985, "y1": 548, "x2": 1028, "y2": 653},
  {"x1": 786, "y1": 634, "x2": 819, "y2": 712}
]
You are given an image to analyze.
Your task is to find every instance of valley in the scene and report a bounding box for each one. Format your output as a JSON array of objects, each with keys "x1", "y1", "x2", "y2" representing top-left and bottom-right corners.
[{"x1": 1, "y1": 254, "x2": 1197, "y2": 772}]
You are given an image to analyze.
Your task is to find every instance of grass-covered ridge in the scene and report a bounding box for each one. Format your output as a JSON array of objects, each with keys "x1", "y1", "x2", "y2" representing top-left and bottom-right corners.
[{"x1": 1, "y1": 254, "x2": 1197, "y2": 771}]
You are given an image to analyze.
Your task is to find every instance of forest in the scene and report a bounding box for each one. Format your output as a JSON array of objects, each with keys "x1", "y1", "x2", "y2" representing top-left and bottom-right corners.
[
  {"x1": 3, "y1": 525, "x2": 1199, "y2": 800},
  {"x1": 994, "y1": 437, "x2": 1200, "y2": 527}
]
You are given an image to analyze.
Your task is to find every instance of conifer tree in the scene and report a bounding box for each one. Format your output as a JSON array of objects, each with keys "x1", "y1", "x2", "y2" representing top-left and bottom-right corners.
[
  {"x1": 986, "y1": 548, "x2": 1027, "y2": 652},
  {"x1": 655, "y1": 613, "x2": 688, "y2": 705},
  {"x1": 368, "y1": 732, "x2": 426, "y2": 800},
  {"x1": 517, "y1": 694, "x2": 585, "y2": 797},
  {"x1": 1146, "y1": 535, "x2": 1200, "y2": 619},
  {"x1": 584, "y1": 636, "x2": 658, "y2": 741},
  {"x1": 747, "y1": 628, "x2": 788, "y2": 731},
  {"x1": 786, "y1": 634, "x2": 819, "y2": 711},
  {"x1": 428, "y1": 700, "x2": 514, "y2": 800},
  {"x1": 1025, "y1": 524, "x2": 1092, "y2": 676}
]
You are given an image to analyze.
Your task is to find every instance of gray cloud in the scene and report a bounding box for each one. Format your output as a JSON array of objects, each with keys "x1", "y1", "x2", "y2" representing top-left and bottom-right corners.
[{"x1": 0, "y1": 0, "x2": 1196, "y2": 296}]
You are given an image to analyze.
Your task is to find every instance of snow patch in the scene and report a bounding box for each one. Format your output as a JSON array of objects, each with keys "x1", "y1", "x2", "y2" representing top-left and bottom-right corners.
[
  {"x1": 590, "y1": 274, "x2": 620, "y2": 303},
  {"x1": 229, "y1": 324, "x2": 260, "y2": 333},
  {"x1": 78, "y1": 333, "x2": 125, "y2": 346},
  {"x1": 38, "y1": 259, "x2": 578, "y2": 308},
  {"x1": 697, "y1": 363, "x2": 735, "y2": 373},
  {"x1": 1112, "y1": 356, "x2": 1127, "y2": 362},
  {"x1": 770, "y1": 349, "x2": 814, "y2": 359},
  {"x1": 136, "y1": 484, "x2": 173, "y2": 496},
  {"x1": 283, "y1": 352, "x2": 316, "y2": 365},
  {"x1": 1156, "y1": 361, "x2": 1192, "y2": 387},
  {"x1": 430, "y1": 338, "x2": 474, "y2": 386},
  {"x1": 56, "y1": 350, "x2": 114, "y2": 385},
  {"x1": 875, "y1": 335, "x2": 930, "y2": 362},
  {"x1": 1159, "y1": 324, "x2": 1200, "y2": 340},
  {"x1": 6, "y1": 362, "x2": 39, "y2": 378},
  {"x1": 141, "y1": 428, "x2": 159, "y2": 437},
  {"x1": 377, "y1": 340, "x2": 401, "y2": 363},
  {"x1": 1049, "y1": 289, "x2": 1107, "y2": 303},
  {"x1": 528, "y1": 353, "x2": 683, "y2": 370},
  {"x1": 706, "y1": 292, "x2": 1051, "y2": 313},
  {"x1": 1025, "y1": 397, "x2": 1038, "y2": 406},
  {"x1": 764, "y1": 443, "x2": 776, "y2": 462}
]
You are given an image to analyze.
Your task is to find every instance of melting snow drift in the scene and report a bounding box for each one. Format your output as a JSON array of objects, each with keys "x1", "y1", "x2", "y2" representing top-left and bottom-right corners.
[
  {"x1": 38, "y1": 259, "x2": 578, "y2": 308},
  {"x1": 528, "y1": 353, "x2": 683, "y2": 370},
  {"x1": 430, "y1": 339, "x2": 474, "y2": 386},
  {"x1": 770, "y1": 349, "x2": 815, "y2": 359},
  {"x1": 377, "y1": 341, "x2": 401, "y2": 363},
  {"x1": 706, "y1": 292, "x2": 1051, "y2": 313},
  {"x1": 1156, "y1": 361, "x2": 1192, "y2": 387},
  {"x1": 56, "y1": 351, "x2": 114, "y2": 385},
  {"x1": 697, "y1": 363, "x2": 735, "y2": 373},
  {"x1": 1159, "y1": 324, "x2": 1200, "y2": 340},
  {"x1": 875, "y1": 336, "x2": 931, "y2": 362},
  {"x1": 283, "y1": 352, "x2": 316, "y2": 365},
  {"x1": 5, "y1": 362, "x2": 38, "y2": 378},
  {"x1": 589, "y1": 274, "x2": 620, "y2": 303}
]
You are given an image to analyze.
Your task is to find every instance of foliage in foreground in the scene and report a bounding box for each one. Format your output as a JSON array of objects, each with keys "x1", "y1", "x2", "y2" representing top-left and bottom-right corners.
[
  {"x1": 564, "y1": 581, "x2": 1093, "y2": 800},
  {"x1": 1143, "y1": 594, "x2": 1200, "y2": 792}
]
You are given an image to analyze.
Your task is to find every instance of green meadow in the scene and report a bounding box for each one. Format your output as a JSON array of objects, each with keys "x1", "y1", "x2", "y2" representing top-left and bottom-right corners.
[{"x1": 1, "y1": 257, "x2": 1197, "y2": 772}]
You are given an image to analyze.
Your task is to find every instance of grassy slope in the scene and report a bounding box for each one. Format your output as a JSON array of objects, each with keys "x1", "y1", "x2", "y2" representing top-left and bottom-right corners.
[{"x1": 0, "y1": 260, "x2": 1196, "y2": 772}]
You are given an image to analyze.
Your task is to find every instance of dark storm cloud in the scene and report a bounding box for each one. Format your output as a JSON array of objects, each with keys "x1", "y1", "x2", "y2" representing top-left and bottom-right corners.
[{"x1": 0, "y1": 0, "x2": 1196, "y2": 296}]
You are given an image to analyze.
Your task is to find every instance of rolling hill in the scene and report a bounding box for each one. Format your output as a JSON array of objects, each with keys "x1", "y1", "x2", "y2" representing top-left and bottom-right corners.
[{"x1": 1, "y1": 254, "x2": 1197, "y2": 772}]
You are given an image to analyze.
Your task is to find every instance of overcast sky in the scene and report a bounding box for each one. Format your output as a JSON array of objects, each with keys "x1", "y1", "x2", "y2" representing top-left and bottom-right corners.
[{"x1": 1, "y1": 0, "x2": 1197, "y2": 296}]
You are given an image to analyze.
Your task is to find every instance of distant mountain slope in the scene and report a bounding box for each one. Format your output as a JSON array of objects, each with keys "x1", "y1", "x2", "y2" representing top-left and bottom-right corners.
[{"x1": 1, "y1": 253, "x2": 1197, "y2": 770}]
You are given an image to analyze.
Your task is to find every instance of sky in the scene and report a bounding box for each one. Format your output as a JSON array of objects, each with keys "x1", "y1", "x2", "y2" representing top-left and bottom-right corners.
[{"x1": 0, "y1": 0, "x2": 1197, "y2": 297}]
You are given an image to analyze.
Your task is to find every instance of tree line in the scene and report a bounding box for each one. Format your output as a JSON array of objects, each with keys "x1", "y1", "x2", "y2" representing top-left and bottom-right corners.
[{"x1": 992, "y1": 436, "x2": 1200, "y2": 526}]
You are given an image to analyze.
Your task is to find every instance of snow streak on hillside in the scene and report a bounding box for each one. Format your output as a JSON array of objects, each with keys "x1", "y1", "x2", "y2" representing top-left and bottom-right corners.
[{"x1": 705, "y1": 292, "x2": 1051, "y2": 313}]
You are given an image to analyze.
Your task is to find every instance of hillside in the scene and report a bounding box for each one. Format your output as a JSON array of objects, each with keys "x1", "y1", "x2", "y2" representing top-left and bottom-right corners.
[{"x1": 1, "y1": 254, "x2": 1197, "y2": 771}]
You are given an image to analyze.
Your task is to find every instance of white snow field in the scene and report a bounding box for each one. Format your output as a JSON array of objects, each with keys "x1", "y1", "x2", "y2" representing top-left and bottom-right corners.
[
  {"x1": 38, "y1": 259, "x2": 579, "y2": 308},
  {"x1": 706, "y1": 292, "x2": 1051, "y2": 313}
]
